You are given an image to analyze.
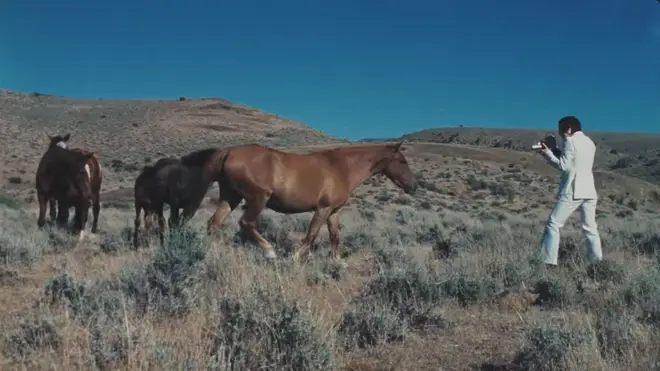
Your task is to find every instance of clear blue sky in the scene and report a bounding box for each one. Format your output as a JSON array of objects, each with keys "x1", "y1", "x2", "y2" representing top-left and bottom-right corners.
[{"x1": 1, "y1": 0, "x2": 659, "y2": 140}]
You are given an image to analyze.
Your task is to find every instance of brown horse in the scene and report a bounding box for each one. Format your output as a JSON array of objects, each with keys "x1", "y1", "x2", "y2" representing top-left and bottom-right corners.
[
  {"x1": 35, "y1": 134, "x2": 99, "y2": 243},
  {"x1": 47, "y1": 134, "x2": 103, "y2": 237},
  {"x1": 132, "y1": 157, "x2": 211, "y2": 248},
  {"x1": 180, "y1": 141, "x2": 417, "y2": 263}
]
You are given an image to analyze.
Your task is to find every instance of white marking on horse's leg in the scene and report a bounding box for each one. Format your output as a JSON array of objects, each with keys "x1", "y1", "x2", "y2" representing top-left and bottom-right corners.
[
  {"x1": 264, "y1": 248, "x2": 277, "y2": 259},
  {"x1": 77, "y1": 230, "x2": 85, "y2": 244}
]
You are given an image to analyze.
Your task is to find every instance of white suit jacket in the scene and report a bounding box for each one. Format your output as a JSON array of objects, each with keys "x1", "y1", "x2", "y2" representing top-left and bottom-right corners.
[{"x1": 543, "y1": 131, "x2": 598, "y2": 200}]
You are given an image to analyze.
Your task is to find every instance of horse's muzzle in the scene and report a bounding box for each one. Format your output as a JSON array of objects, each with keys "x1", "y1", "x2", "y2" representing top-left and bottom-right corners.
[{"x1": 405, "y1": 182, "x2": 417, "y2": 195}]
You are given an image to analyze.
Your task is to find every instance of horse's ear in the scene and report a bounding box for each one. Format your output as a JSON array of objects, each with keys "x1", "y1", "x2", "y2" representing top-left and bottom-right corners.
[
  {"x1": 63, "y1": 133, "x2": 71, "y2": 142},
  {"x1": 393, "y1": 140, "x2": 404, "y2": 152}
]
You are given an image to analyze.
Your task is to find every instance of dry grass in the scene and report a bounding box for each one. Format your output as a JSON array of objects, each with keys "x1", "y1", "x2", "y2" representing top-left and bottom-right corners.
[{"x1": 0, "y1": 194, "x2": 659, "y2": 370}]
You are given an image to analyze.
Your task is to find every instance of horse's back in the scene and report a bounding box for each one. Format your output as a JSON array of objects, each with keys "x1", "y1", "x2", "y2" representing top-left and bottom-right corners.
[
  {"x1": 135, "y1": 158, "x2": 201, "y2": 206},
  {"x1": 35, "y1": 147, "x2": 81, "y2": 190},
  {"x1": 154, "y1": 157, "x2": 180, "y2": 168}
]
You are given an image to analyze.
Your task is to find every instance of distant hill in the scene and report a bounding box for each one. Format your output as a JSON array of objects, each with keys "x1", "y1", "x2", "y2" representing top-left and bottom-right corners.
[
  {"x1": 398, "y1": 127, "x2": 660, "y2": 184},
  {"x1": 357, "y1": 137, "x2": 399, "y2": 143}
]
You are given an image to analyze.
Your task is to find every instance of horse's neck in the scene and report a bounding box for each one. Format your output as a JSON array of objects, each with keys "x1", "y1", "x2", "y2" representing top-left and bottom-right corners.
[{"x1": 339, "y1": 149, "x2": 386, "y2": 191}]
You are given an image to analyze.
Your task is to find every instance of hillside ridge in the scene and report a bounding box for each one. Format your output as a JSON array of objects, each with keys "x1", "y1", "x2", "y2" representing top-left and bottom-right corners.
[{"x1": 397, "y1": 126, "x2": 660, "y2": 184}]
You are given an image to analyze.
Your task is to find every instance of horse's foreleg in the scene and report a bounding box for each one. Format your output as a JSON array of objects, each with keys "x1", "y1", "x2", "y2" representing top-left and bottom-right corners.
[
  {"x1": 49, "y1": 198, "x2": 57, "y2": 224},
  {"x1": 75, "y1": 198, "x2": 89, "y2": 245},
  {"x1": 133, "y1": 204, "x2": 142, "y2": 249},
  {"x1": 169, "y1": 206, "x2": 181, "y2": 229},
  {"x1": 156, "y1": 205, "x2": 166, "y2": 246},
  {"x1": 37, "y1": 192, "x2": 48, "y2": 228},
  {"x1": 238, "y1": 194, "x2": 277, "y2": 258},
  {"x1": 91, "y1": 191, "x2": 100, "y2": 234},
  {"x1": 56, "y1": 200, "x2": 69, "y2": 228},
  {"x1": 292, "y1": 207, "x2": 332, "y2": 263},
  {"x1": 179, "y1": 202, "x2": 201, "y2": 227},
  {"x1": 144, "y1": 208, "x2": 155, "y2": 246},
  {"x1": 326, "y1": 211, "x2": 346, "y2": 266}
]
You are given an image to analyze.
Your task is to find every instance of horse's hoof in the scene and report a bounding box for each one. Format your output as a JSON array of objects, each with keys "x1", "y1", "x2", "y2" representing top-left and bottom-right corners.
[
  {"x1": 264, "y1": 249, "x2": 277, "y2": 259},
  {"x1": 334, "y1": 259, "x2": 348, "y2": 269},
  {"x1": 291, "y1": 251, "x2": 301, "y2": 262}
]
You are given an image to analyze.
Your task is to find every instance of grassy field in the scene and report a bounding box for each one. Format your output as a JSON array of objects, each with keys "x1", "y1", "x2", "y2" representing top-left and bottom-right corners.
[
  {"x1": 1, "y1": 89, "x2": 659, "y2": 370},
  {"x1": 0, "y1": 194, "x2": 659, "y2": 370}
]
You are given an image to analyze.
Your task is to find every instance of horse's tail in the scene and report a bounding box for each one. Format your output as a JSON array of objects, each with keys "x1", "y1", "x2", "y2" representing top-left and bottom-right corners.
[{"x1": 213, "y1": 149, "x2": 231, "y2": 182}]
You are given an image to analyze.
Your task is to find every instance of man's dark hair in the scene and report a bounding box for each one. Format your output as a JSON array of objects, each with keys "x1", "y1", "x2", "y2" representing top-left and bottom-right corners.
[{"x1": 558, "y1": 116, "x2": 582, "y2": 134}]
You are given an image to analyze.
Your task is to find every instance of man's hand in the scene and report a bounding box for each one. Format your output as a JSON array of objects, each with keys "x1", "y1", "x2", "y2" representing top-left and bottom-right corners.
[{"x1": 539, "y1": 141, "x2": 550, "y2": 155}]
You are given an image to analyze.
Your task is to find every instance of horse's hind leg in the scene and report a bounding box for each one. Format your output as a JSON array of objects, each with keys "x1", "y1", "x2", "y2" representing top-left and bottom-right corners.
[
  {"x1": 37, "y1": 192, "x2": 48, "y2": 228},
  {"x1": 207, "y1": 190, "x2": 243, "y2": 236}
]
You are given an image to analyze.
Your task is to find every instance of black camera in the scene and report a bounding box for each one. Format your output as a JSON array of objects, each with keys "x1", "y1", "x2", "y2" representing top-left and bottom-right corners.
[{"x1": 532, "y1": 134, "x2": 562, "y2": 157}]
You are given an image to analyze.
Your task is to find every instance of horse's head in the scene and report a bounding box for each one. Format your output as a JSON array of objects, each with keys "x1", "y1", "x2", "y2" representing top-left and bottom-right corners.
[
  {"x1": 379, "y1": 141, "x2": 417, "y2": 195},
  {"x1": 70, "y1": 151, "x2": 95, "y2": 190},
  {"x1": 48, "y1": 133, "x2": 71, "y2": 149}
]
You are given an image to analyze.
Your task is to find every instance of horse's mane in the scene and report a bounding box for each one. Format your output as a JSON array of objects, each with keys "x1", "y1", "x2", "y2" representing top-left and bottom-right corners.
[
  {"x1": 153, "y1": 157, "x2": 180, "y2": 168},
  {"x1": 46, "y1": 145, "x2": 89, "y2": 167},
  {"x1": 180, "y1": 148, "x2": 219, "y2": 167},
  {"x1": 141, "y1": 164, "x2": 156, "y2": 174}
]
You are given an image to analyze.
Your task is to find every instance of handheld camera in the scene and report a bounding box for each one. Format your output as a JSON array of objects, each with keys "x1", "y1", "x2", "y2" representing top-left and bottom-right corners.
[{"x1": 533, "y1": 133, "x2": 562, "y2": 157}]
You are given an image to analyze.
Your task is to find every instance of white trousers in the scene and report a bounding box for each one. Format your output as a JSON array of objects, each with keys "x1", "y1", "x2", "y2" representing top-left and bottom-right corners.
[{"x1": 540, "y1": 195, "x2": 603, "y2": 265}]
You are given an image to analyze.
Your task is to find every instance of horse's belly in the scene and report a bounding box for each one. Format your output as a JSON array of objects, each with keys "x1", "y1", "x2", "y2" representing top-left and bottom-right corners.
[{"x1": 266, "y1": 195, "x2": 315, "y2": 214}]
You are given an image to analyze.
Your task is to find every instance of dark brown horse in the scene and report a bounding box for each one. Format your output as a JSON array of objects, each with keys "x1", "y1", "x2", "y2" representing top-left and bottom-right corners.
[
  {"x1": 180, "y1": 141, "x2": 417, "y2": 263},
  {"x1": 35, "y1": 134, "x2": 99, "y2": 244},
  {"x1": 133, "y1": 157, "x2": 212, "y2": 248},
  {"x1": 46, "y1": 134, "x2": 103, "y2": 236}
]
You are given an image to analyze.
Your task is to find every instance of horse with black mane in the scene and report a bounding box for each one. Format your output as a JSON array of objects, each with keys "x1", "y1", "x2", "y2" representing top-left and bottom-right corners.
[
  {"x1": 41, "y1": 134, "x2": 103, "y2": 234},
  {"x1": 35, "y1": 134, "x2": 101, "y2": 243},
  {"x1": 132, "y1": 157, "x2": 212, "y2": 248},
  {"x1": 179, "y1": 141, "x2": 417, "y2": 264}
]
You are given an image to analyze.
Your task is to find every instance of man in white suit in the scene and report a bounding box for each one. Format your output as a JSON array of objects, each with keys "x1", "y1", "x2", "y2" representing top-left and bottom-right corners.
[{"x1": 539, "y1": 116, "x2": 603, "y2": 266}]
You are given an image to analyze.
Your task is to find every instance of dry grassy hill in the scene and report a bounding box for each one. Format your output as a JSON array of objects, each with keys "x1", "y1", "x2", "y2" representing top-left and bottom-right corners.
[
  {"x1": 0, "y1": 89, "x2": 347, "y2": 203},
  {"x1": 397, "y1": 127, "x2": 660, "y2": 185},
  {"x1": 1, "y1": 90, "x2": 660, "y2": 371}
]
